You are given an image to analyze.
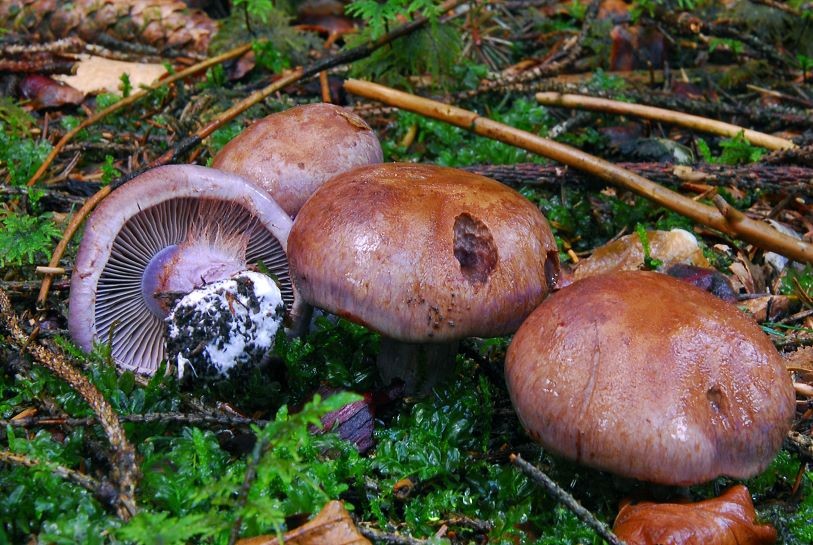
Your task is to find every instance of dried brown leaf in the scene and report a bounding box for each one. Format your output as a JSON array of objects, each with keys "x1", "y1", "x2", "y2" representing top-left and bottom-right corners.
[
  {"x1": 573, "y1": 228, "x2": 708, "y2": 280},
  {"x1": 613, "y1": 485, "x2": 777, "y2": 545},
  {"x1": 55, "y1": 55, "x2": 167, "y2": 95},
  {"x1": 236, "y1": 501, "x2": 371, "y2": 545}
]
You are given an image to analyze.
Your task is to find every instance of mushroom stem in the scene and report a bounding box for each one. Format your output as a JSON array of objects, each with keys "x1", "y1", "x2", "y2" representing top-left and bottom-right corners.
[{"x1": 377, "y1": 338, "x2": 459, "y2": 395}]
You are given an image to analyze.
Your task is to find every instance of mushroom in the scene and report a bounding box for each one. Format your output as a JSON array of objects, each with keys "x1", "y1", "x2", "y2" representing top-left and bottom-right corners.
[
  {"x1": 212, "y1": 102, "x2": 383, "y2": 217},
  {"x1": 505, "y1": 270, "x2": 795, "y2": 485},
  {"x1": 287, "y1": 162, "x2": 560, "y2": 393},
  {"x1": 68, "y1": 164, "x2": 295, "y2": 376}
]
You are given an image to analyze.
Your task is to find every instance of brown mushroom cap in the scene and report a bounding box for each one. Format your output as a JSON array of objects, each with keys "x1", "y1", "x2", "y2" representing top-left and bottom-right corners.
[
  {"x1": 288, "y1": 162, "x2": 560, "y2": 343},
  {"x1": 212, "y1": 102, "x2": 383, "y2": 217},
  {"x1": 505, "y1": 270, "x2": 795, "y2": 485}
]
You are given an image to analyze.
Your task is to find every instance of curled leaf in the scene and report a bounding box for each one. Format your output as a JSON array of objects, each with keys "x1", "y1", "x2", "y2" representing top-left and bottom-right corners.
[
  {"x1": 573, "y1": 228, "x2": 708, "y2": 280},
  {"x1": 236, "y1": 501, "x2": 371, "y2": 545},
  {"x1": 613, "y1": 485, "x2": 777, "y2": 545}
]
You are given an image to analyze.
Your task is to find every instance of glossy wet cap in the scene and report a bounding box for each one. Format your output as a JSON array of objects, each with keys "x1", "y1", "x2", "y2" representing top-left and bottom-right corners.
[
  {"x1": 212, "y1": 102, "x2": 382, "y2": 217},
  {"x1": 288, "y1": 162, "x2": 560, "y2": 342},
  {"x1": 505, "y1": 270, "x2": 795, "y2": 485}
]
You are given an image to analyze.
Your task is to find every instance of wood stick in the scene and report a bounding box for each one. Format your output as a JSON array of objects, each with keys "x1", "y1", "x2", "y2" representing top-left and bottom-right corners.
[
  {"x1": 26, "y1": 43, "x2": 254, "y2": 187},
  {"x1": 535, "y1": 91, "x2": 796, "y2": 151},
  {"x1": 343, "y1": 79, "x2": 813, "y2": 263},
  {"x1": 1, "y1": 288, "x2": 139, "y2": 519},
  {"x1": 510, "y1": 454, "x2": 625, "y2": 545}
]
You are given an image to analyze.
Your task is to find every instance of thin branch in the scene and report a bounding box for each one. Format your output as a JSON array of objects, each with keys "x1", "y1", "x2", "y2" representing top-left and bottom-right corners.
[
  {"x1": 228, "y1": 433, "x2": 271, "y2": 545},
  {"x1": 0, "y1": 449, "x2": 118, "y2": 508},
  {"x1": 534, "y1": 92, "x2": 796, "y2": 151},
  {"x1": 510, "y1": 454, "x2": 625, "y2": 545},
  {"x1": 1, "y1": 412, "x2": 266, "y2": 429},
  {"x1": 26, "y1": 42, "x2": 254, "y2": 187},
  {"x1": 0, "y1": 288, "x2": 138, "y2": 520},
  {"x1": 344, "y1": 79, "x2": 813, "y2": 263},
  {"x1": 462, "y1": 162, "x2": 813, "y2": 194},
  {"x1": 785, "y1": 431, "x2": 813, "y2": 463}
]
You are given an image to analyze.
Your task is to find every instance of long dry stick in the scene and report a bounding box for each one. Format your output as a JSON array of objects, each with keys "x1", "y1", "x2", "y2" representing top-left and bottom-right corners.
[
  {"x1": 27, "y1": 43, "x2": 254, "y2": 187},
  {"x1": 535, "y1": 92, "x2": 796, "y2": 151},
  {"x1": 510, "y1": 454, "x2": 625, "y2": 545},
  {"x1": 36, "y1": 0, "x2": 467, "y2": 307},
  {"x1": 343, "y1": 79, "x2": 813, "y2": 263},
  {"x1": 0, "y1": 288, "x2": 138, "y2": 519}
]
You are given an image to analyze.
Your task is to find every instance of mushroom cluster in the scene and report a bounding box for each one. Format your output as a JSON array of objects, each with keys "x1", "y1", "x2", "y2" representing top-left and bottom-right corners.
[
  {"x1": 287, "y1": 162, "x2": 560, "y2": 392},
  {"x1": 69, "y1": 103, "x2": 384, "y2": 377},
  {"x1": 505, "y1": 270, "x2": 795, "y2": 485}
]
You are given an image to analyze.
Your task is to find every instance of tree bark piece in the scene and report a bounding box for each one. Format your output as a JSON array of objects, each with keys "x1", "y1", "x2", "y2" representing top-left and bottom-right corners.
[
  {"x1": 535, "y1": 92, "x2": 796, "y2": 151},
  {"x1": 344, "y1": 79, "x2": 813, "y2": 264}
]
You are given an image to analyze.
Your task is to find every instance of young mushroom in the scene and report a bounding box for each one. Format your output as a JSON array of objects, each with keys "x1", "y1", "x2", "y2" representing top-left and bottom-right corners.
[
  {"x1": 287, "y1": 162, "x2": 560, "y2": 393},
  {"x1": 68, "y1": 165, "x2": 295, "y2": 376},
  {"x1": 505, "y1": 270, "x2": 796, "y2": 485},
  {"x1": 212, "y1": 102, "x2": 383, "y2": 217}
]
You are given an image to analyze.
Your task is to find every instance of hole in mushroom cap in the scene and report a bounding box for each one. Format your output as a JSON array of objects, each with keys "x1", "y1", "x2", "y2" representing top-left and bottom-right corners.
[
  {"x1": 453, "y1": 213, "x2": 498, "y2": 285},
  {"x1": 545, "y1": 249, "x2": 561, "y2": 290},
  {"x1": 707, "y1": 385, "x2": 726, "y2": 413}
]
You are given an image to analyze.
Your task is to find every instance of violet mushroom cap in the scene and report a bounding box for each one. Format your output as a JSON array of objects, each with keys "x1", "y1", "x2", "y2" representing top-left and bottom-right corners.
[
  {"x1": 288, "y1": 162, "x2": 560, "y2": 392},
  {"x1": 505, "y1": 270, "x2": 796, "y2": 486},
  {"x1": 68, "y1": 164, "x2": 296, "y2": 375},
  {"x1": 212, "y1": 102, "x2": 383, "y2": 217}
]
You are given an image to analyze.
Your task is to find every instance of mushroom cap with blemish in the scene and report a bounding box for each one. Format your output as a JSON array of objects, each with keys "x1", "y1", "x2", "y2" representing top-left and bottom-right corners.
[
  {"x1": 505, "y1": 270, "x2": 796, "y2": 485},
  {"x1": 287, "y1": 162, "x2": 560, "y2": 343},
  {"x1": 212, "y1": 102, "x2": 383, "y2": 217},
  {"x1": 68, "y1": 164, "x2": 294, "y2": 375}
]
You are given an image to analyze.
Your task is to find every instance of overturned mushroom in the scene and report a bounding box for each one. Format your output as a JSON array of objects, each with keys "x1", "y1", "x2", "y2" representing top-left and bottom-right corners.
[
  {"x1": 288, "y1": 162, "x2": 560, "y2": 393},
  {"x1": 212, "y1": 102, "x2": 383, "y2": 217},
  {"x1": 505, "y1": 270, "x2": 795, "y2": 485},
  {"x1": 69, "y1": 165, "x2": 295, "y2": 376}
]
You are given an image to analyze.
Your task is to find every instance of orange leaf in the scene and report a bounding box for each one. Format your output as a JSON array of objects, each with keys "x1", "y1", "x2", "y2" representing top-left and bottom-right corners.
[{"x1": 613, "y1": 485, "x2": 777, "y2": 545}]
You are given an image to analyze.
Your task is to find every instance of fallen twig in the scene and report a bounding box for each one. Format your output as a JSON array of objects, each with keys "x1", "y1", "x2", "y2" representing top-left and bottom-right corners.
[
  {"x1": 0, "y1": 411, "x2": 265, "y2": 429},
  {"x1": 344, "y1": 79, "x2": 813, "y2": 263},
  {"x1": 463, "y1": 162, "x2": 813, "y2": 194},
  {"x1": 510, "y1": 454, "x2": 625, "y2": 545},
  {"x1": 785, "y1": 431, "x2": 813, "y2": 463},
  {"x1": 534, "y1": 92, "x2": 796, "y2": 151},
  {"x1": 0, "y1": 449, "x2": 117, "y2": 508},
  {"x1": 0, "y1": 288, "x2": 138, "y2": 520},
  {"x1": 26, "y1": 42, "x2": 254, "y2": 187}
]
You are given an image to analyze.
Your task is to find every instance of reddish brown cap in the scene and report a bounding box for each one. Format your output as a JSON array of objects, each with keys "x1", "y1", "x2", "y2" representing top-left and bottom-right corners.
[
  {"x1": 288, "y1": 163, "x2": 560, "y2": 343},
  {"x1": 505, "y1": 270, "x2": 795, "y2": 485},
  {"x1": 212, "y1": 102, "x2": 382, "y2": 217}
]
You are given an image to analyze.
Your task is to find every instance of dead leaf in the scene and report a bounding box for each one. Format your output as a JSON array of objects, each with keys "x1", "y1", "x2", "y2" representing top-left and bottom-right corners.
[
  {"x1": 613, "y1": 485, "x2": 777, "y2": 545},
  {"x1": 236, "y1": 501, "x2": 371, "y2": 545},
  {"x1": 737, "y1": 295, "x2": 791, "y2": 322},
  {"x1": 573, "y1": 229, "x2": 708, "y2": 280},
  {"x1": 55, "y1": 55, "x2": 167, "y2": 95}
]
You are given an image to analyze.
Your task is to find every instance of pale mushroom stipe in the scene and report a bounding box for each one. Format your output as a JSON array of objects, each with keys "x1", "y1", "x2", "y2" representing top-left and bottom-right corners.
[
  {"x1": 68, "y1": 165, "x2": 294, "y2": 376},
  {"x1": 288, "y1": 162, "x2": 560, "y2": 393},
  {"x1": 505, "y1": 270, "x2": 795, "y2": 486}
]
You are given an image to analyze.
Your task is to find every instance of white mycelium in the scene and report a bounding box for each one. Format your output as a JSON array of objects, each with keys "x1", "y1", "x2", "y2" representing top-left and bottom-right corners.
[{"x1": 166, "y1": 270, "x2": 284, "y2": 379}]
